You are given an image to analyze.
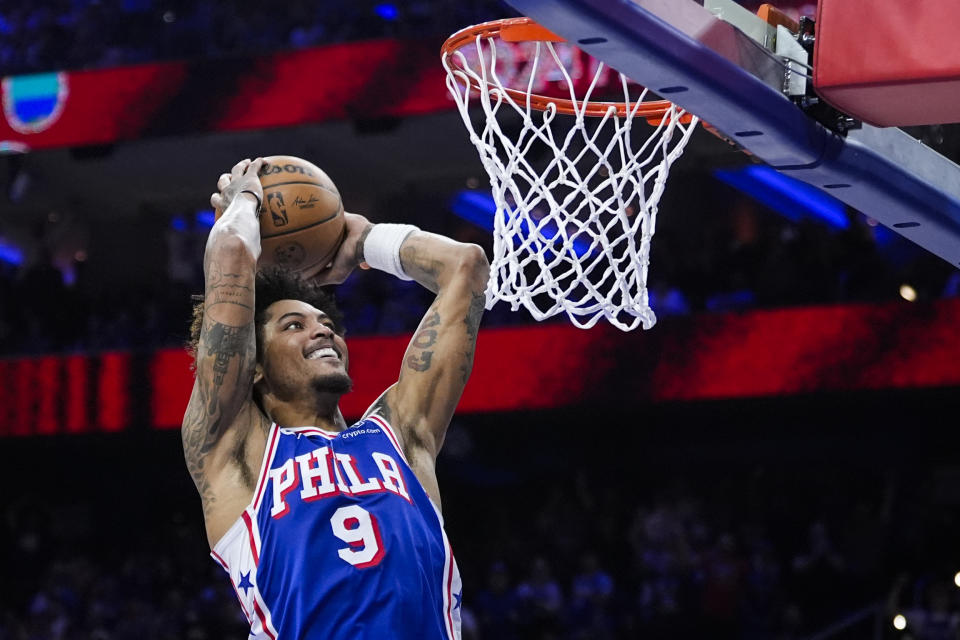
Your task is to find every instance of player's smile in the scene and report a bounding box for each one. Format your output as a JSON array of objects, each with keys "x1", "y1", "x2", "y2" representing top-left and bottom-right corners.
[
  {"x1": 296, "y1": 334, "x2": 347, "y2": 373},
  {"x1": 303, "y1": 342, "x2": 343, "y2": 367},
  {"x1": 304, "y1": 345, "x2": 341, "y2": 361}
]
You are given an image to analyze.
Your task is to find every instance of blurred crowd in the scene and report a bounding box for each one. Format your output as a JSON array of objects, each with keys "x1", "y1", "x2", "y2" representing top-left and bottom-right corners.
[
  {"x1": 1, "y1": 185, "x2": 958, "y2": 357},
  {"x1": 0, "y1": 498, "x2": 247, "y2": 640},
  {"x1": 2, "y1": 451, "x2": 958, "y2": 640},
  {"x1": 0, "y1": 0, "x2": 509, "y2": 75},
  {"x1": 449, "y1": 468, "x2": 884, "y2": 640}
]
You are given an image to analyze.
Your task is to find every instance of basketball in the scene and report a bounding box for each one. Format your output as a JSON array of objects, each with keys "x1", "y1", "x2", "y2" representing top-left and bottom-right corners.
[
  {"x1": 257, "y1": 155, "x2": 346, "y2": 277},
  {"x1": 218, "y1": 155, "x2": 346, "y2": 277}
]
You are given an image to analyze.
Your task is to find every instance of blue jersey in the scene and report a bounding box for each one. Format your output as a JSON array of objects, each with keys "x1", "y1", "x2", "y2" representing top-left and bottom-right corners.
[{"x1": 211, "y1": 414, "x2": 462, "y2": 639}]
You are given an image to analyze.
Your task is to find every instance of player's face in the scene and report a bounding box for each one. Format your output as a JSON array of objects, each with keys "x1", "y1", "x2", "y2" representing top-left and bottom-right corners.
[{"x1": 258, "y1": 299, "x2": 351, "y2": 397}]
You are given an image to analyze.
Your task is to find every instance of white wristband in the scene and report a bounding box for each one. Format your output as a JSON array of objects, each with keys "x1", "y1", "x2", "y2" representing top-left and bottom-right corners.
[{"x1": 362, "y1": 223, "x2": 419, "y2": 281}]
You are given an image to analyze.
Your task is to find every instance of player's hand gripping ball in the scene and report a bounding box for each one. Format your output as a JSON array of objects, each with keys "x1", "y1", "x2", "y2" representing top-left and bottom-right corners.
[{"x1": 215, "y1": 155, "x2": 346, "y2": 278}]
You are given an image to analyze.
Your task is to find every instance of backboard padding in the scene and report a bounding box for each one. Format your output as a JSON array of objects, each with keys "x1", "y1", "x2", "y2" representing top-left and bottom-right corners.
[{"x1": 503, "y1": 0, "x2": 960, "y2": 267}]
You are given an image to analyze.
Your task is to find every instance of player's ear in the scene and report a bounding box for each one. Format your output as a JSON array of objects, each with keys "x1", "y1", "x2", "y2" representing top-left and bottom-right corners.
[{"x1": 253, "y1": 363, "x2": 264, "y2": 386}]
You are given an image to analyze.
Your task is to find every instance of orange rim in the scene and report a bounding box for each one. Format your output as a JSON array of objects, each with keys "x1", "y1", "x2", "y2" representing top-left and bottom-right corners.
[{"x1": 441, "y1": 17, "x2": 687, "y2": 123}]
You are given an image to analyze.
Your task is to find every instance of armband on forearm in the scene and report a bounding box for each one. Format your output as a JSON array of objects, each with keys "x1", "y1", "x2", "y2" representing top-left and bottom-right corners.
[{"x1": 362, "y1": 224, "x2": 419, "y2": 281}]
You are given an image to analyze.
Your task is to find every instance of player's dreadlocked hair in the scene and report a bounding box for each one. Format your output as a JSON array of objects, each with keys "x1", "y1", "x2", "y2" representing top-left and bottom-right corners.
[{"x1": 187, "y1": 266, "x2": 345, "y2": 371}]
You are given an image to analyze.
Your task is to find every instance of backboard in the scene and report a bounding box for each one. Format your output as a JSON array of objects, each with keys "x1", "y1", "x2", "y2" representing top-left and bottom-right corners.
[{"x1": 503, "y1": 0, "x2": 960, "y2": 268}]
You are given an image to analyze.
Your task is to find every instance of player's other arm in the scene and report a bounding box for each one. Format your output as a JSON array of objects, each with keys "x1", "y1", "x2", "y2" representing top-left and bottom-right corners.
[
  {"x1": 383, "y1": 228, "x2": 488, "y2": 453},
  {"x1": 182, "y1": 158, "x2": 264, "y2": 522},
  {"x1": 315, "y1": 216, "x2": 488, "y2": 504},
  {"x1": 370, "y1": 228, "x2": 488, "y2": 498}
]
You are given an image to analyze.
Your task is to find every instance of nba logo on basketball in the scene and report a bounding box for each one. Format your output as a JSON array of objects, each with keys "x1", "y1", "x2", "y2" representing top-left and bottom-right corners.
[{"x1": 267, "y1": 192, "x2": 289, "y2": 226}]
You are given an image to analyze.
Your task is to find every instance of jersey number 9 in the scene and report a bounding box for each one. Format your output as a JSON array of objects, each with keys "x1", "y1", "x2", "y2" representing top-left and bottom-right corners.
[{"x1": 331, "y1": 505, "x2": 385, "y2": 569}]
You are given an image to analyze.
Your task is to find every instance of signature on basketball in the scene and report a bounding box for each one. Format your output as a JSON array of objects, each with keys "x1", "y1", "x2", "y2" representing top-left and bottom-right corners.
[{"x1": 293, "y1": 195, "x2": 320, "y2": 209}]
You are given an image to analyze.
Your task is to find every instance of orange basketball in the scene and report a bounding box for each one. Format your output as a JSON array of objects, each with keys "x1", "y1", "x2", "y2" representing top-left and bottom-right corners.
[{"x1": 255, "y1": 155, "x2": 346, "y2": 277}]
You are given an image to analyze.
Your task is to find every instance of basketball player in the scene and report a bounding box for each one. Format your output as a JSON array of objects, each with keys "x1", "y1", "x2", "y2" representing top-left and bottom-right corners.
[{"x1": 182, "y1": 158, "x2": 488, "y2": 639}]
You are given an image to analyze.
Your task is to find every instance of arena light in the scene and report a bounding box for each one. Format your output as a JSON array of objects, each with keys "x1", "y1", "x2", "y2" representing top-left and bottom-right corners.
[
  {"x1": 899, "y1": 284, "x2": 918, "y2": 302},
  {"x1": 893, "y1": 614, "x2": 907, "y2": 630},
  {"x1": 0, "y1": 140, "x2": 29, "y2": 154},
  {"x1": 0, "y1": 240, "x2": 23, "y2": 266},
  {"x1": 450, "y1": 190, "x2": 495, "y2": 229},
  {"x1": 713, "y1": 165, "x2": 850, "y2": 230},
  {"x1": 374, "y1": 3, "x2": 399, "y2": 20},
  {"x1": 451, "y1": 190, "x2": 593, "y2": 258},
  {"x1": 195, "y1": 209, "x2": 216, "y2": 229},
  {"x1": 953, "y1": 571, "x2": 960, "y2": 587}
]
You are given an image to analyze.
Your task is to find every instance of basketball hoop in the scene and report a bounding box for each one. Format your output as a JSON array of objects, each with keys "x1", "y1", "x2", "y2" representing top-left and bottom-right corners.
[{"x1": 442, "y1": 18, "x2": 699, "y2": 330}]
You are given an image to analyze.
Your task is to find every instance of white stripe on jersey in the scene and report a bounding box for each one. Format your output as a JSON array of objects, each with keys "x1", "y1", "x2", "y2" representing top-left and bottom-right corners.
[
  {"x1": 211, "y1": 517, "x2": 277, "y2": 639},
  {"x1": 211, "y1": 423, "x2": 282, "y2": 640},
  {"x1": 252, "y1": 424, "x2": 281, "y2": 512},
  {"x1": 430, "y1": 500, "x2": 462, "y2": 640}
]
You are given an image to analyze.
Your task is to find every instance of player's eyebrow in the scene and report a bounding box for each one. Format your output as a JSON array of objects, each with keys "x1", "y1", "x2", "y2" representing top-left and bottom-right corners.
[
  {"x1": 276, "y1": 311, "x2": 331, "y2": 324},
  {"x1": 276, "y1": 312, "x2": 305, "y2": 325}
]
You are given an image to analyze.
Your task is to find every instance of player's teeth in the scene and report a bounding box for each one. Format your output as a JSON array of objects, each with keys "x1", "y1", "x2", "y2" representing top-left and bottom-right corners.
[{"x1": 308, "y1": 347, "x2": 337, "y2": 360}]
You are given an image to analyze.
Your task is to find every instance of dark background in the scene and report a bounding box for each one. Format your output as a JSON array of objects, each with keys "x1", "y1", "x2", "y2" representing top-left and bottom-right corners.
[{"x1": 2, "y1": 0, "x2": 960, "y2": 638}]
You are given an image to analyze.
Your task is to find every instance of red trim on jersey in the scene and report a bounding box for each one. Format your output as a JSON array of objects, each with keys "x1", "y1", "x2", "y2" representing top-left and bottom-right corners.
[
  {"x1": 366, "y1": 414, "x2": 407, "y2": 463},
  {"x1": 229, "y1": 577, "x2": 253, "y2": 624},
  {"x1": 241, "y1": 510, "x2": 260, "y2": 566},
  {"x1": 444, "y1": 539, "x2": 456, "y2": 639},
  {"x1": 253, "y1": 424, "x2": 280, "y2": 511},
  {"x1": 210, "y1": 550, "x2": 253, "y2": 624},
  {"x1": 253, "y1": 599, "x2": 278, "y2": 640},
  {"x1": 283, "y1": 426, "x2": 340, "y2": 439}
]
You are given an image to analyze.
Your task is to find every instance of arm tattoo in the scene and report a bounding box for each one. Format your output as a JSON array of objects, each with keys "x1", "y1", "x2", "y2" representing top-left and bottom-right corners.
[
  {"x1": 183, "y1": 317, "x2": 255, "y2": 517},
  {"x1": 464, "y1": 290, "x2": 484, "y2": 339},
  {"x1": 206, "y1": 322, "x2": 247, "y2": 388},
  {"x1": 182, "y1": 380, "x2": 220, "y2": 517},
  {"x1": 399, "y1": 243, "x2": 442, "y2": 293},
  {"x1": 406, "y1": 352, "x2": 434, "y2": 372},
  {"x1": 406, "y1": 310, "x2": 440, "y2": 373},
  {"x1": 206, "y1": 263, "x2": 253, "y2": 310},
  {"x1": 460, "y1": 290, "x2": 485, "y2": 383},
  {"x1": 412, "y1": 311, "x2": 440, "y2": 348},
  {"x1": 356, "y1": 224, "x2": 374, "y2": 265}
]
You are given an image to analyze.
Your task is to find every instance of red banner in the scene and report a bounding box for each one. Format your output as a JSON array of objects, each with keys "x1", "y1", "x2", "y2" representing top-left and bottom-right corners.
[
  {"x1": 0, "y1": 351, "x2": 130, "y2": 436},
  {"x1": 3, "y1": 299, "x2": 960, "y2": 436},
  {"x1": 0, "y1": 40, "x2": 451, "y2": 151}
]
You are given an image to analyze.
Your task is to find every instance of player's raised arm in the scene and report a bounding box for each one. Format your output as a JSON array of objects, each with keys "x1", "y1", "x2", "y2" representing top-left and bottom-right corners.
[
  {"x1": 182, "y1": 158, "x2": 264, "y2": 518},
  {"x1": 315, "y1": 216, "x2": 488, "y2": 503},
  {"x1": 386, "y1": 229, "x2": 488, "y2": 437}
]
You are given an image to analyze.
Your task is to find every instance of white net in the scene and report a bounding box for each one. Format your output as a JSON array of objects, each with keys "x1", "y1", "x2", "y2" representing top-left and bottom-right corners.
[{"x1": 443, "y1": 27, "x2": 699, "y2": 330}]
